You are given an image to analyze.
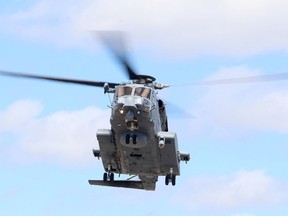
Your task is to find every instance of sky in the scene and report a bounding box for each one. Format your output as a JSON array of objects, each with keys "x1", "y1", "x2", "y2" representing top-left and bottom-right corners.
[{"x1": 1, "y1": 0, "x2": 288, "y2": 215}]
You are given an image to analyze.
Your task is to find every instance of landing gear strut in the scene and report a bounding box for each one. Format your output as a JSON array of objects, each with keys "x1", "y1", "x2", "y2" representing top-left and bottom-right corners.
[
  {"x1": 103, "y1": 172, "x2": 114, "y2": 182},
  {"x1": 165, "y1": 174, "x2": 176, "y2": 186},
  {"x1": 165, "y1": 168, "x2": 176, "y2": 186},
  {"x1": 103, "y1": 165, "x2": 114, "y2": 182}
]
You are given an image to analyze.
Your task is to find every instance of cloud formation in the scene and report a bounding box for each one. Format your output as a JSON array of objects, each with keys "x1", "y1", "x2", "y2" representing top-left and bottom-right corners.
[
  {"x1": 190, "y1": 66, "x2": 288, "y2": 136},
  {"x1": 177, "y1": 169, "x2": 288, "y2": 211},
  {"x1": 0, "y1": 99, "x2": 110, "y2": 166},
  {"x1": 1, "y1": 0, "x2": 288, "y2": 56}
]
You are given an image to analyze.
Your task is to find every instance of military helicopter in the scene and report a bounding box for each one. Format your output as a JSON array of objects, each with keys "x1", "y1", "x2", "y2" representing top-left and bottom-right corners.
[{"x1": 0, "y1": 32, "x2": 190, "y2": 191}]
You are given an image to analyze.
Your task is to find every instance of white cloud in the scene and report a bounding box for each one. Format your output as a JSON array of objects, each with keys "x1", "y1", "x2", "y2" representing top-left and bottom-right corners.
[
  {"x1": 0, "y1": 100, "x2": 110, "y2": 166},
  {"x1": 0, "y1": 0, "x2": 90, "y2": 47},
  {"x1": 191, "y1": 66, "x2": 288, "y2": 136},
  {"x1": 0, "y1": 100, "x2": 43, "y2": 132},
  {"x1": 1, "y1": 0, "x2": 288, "y2": 56},
  {"x1": 177, "y1": 169, "x2": 288, "y2": 211}
]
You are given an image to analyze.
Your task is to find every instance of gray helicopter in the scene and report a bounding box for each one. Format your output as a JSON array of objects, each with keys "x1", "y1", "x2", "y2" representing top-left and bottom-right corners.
[
  {"x1": 93, "y1": 72, "x2": 192, "y2": 190},
  {"x1": 0, "y1": 33, "x2": 190, "y2": 191},
  {"x1": 91, "y1": 74, "x2": 190, "y2": 191}
]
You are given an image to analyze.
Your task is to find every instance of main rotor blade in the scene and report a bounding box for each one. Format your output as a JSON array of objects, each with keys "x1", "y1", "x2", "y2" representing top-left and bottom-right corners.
[
  {"x1": 95, "y1": 31, "x2": 139, "y2": 80},
  {"x1": 0, "y1": 70, "x2": 119, "y2": 88},
  {"x1": 165, "y1": 101, "x2": 194, "y2": 118},
  {"x1": 193, "y1": 73, "x2": 288, "y2": 85}
]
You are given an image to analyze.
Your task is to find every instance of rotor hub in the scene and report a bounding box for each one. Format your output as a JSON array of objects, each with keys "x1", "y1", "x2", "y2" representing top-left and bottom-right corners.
[{"x1": 133, "y1": 75, "x2": 156, "y2": 84}]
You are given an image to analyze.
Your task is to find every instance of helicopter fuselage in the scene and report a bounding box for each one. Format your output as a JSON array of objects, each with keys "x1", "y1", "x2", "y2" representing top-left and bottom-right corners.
[{"x1": 92, "y1": 83, "x2": 190, "y2": 190}]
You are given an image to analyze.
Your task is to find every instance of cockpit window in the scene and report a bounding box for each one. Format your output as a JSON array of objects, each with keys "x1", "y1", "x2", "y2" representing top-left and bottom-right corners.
[
  {"x1": 135, "y1": 87, "x2": 151, "y2": 99},
  {"x1": 116, "y1": 86, "x2": 133, "y2": 97}
]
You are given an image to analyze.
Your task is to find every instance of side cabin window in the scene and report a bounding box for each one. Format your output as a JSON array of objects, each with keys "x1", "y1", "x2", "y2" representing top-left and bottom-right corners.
[
  {"x1": 134, "y1": 87, "x2": 151, "y2": 99},
  {"x1": 116, "y1": 86, "x2": 133, "y2": 97}
]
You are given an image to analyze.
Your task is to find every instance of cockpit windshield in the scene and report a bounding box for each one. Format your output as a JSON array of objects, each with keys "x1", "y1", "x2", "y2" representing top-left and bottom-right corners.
[
  {"x1": 116, "y1": 86, "x2": 133, "y2": 97},
  {"x1": 115, "y1": 86, "x2": 151, "y2": 99},
  {"x1": 134, "y1": 87, "x2": 151, "y2": 99}
]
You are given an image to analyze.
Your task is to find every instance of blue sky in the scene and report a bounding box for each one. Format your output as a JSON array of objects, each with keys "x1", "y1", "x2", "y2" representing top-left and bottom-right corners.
[{"x1": 1, "y1": 1, "x2": 288, "y2": 216}]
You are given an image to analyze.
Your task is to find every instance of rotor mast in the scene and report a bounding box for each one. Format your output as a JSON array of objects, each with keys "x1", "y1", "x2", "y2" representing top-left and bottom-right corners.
[{"x1": 130, "y1": 74, "x2": 169, "y2": 90}]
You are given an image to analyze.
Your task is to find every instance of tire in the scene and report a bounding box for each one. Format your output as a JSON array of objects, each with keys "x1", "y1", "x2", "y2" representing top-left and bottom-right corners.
[
  {"x1": 165, "y1": 175, "x2": 170, "y2": 185},
  {"x1": 126, "y1": 134, "x2": 130, "y2": 144},
  {"x1": 172, "y1": 175, "x2": 176, "y2": 186},
  {"x1": 103, "y1": 173, "x2": 108, "y2": 182},
  {"x1": 133, "y1": 135, "x2": 137, "y2": 144},
  {"x1": 110, "y1": 173, "x2": 114, "y2": 182}
]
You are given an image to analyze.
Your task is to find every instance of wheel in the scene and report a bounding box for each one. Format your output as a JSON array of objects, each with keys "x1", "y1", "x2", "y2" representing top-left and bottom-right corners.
[
  {"x1": 171, "y1": 175, "x2": 176, "y2": 186},
  {"x1": 126, "y1": 134, "x2": 130, "y2": 144},
  {"x1": 165, "y1": 175, "x2": 170, "y2": 185},
  {"x1": 133, "y1": 135, "x2": 137, "y2": 144},
  {"x1": 110, "y1": 173, "x2": 114, "y2": 182},
  {"x1": 103, "y1": 173, "x2": 108, "y2": 182}
]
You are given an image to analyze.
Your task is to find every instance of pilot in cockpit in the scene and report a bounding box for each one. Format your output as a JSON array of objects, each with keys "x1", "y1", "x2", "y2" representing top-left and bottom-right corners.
[
  {"x1": 116, "y1": 86, "x2": 151, "y2": 99},
  {"x1": 116, "y1": 86, "x2": 133, "y2": 97},
  {"x1": 134, "y1": 87, "x2": 151, "y2": 99}
]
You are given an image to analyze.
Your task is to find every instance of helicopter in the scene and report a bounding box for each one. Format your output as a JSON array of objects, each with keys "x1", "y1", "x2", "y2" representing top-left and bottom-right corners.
[{"x1": 0, "y1": 32, "x2": 191, "y2": 191}]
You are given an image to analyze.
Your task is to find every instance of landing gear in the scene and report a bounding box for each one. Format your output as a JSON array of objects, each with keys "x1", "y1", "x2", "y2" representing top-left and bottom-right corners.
[
  {"x1": 110, "y1": 172, "x2": 114, "y2": 181},
  {"x1": 165, "y1": 168, "x2": 176, "y2": 186},
  {"x1": 103, "y1": 165, "x2": 114, "y2": 182},
  {"x1": 165, "y1": 174, "x2": 176, "y2": 186},
  {"x1": 103, "y1": 172, "x2": 108, "y2": 181},
  {"x1": 103, "y1": 172, "x2": 114, "y2": 182},
  {"x1": 125, "y1": 134, "x2": 137, "y2": 145},
  {"x1": 165, "y1": 175, "x2": 169, "y2": 185}
]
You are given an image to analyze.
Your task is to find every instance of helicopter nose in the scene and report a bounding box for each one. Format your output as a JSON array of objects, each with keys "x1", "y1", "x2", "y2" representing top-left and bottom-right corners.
[
  {"x1": 122, "y1": 96, "x2": 141, "y2": 107},
  {"x1": 120, "y1": 96, "x2": 141, "y2": 111},
  {"x1": 117, "y1": 96, "x2": 146, "y2": 117}
]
